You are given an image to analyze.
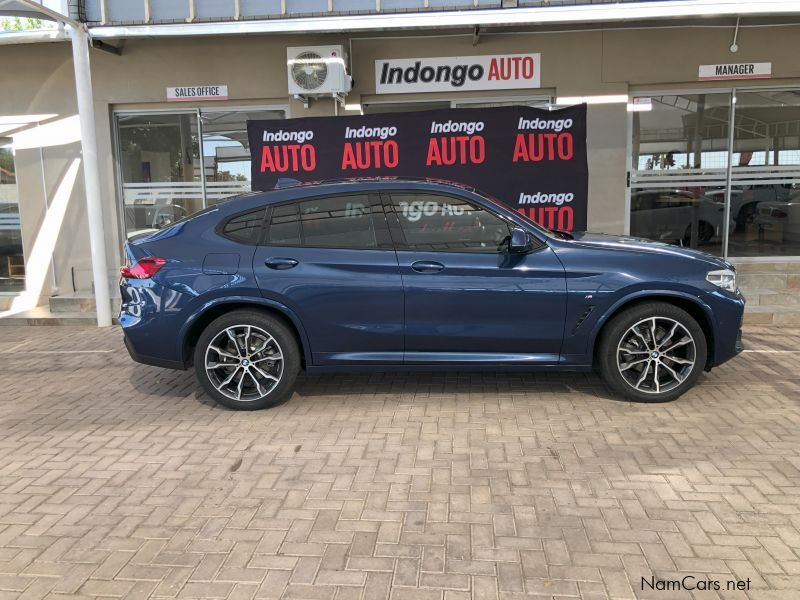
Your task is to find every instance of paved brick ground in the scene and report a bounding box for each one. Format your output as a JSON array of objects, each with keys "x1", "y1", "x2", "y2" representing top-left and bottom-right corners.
[{"x1": 0, "y1": 325, "x2": 799, "y2": 600}]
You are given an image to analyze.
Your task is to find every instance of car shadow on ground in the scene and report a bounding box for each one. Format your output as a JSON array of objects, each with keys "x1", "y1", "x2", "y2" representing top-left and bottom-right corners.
[{"x1": 128, "y1": 366, "x2": 626, "y2": 407}]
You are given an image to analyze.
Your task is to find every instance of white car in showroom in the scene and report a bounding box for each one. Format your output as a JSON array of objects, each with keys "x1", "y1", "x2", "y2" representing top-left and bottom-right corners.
[{"x1": 630, "y1": 189, "x2": 728, "y2": 247}]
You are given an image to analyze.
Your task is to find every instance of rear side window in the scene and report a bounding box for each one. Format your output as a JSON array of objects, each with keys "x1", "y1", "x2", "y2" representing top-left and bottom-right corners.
[
  {"x1": 267, "y1": 203, "x2": 301, "y2": 246},
  {"x1": 265, "y1": 194, "x2": 378, "y2": 249},
  {"x1": 220, "y1": 208, "x2": 266, "y2": 244}
]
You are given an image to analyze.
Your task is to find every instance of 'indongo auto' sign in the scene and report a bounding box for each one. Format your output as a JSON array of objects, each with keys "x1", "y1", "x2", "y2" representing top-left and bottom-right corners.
[
  {"x1": 248, "y1": 104, "x2": 588, "y2": 233},
  {"x1": 375, "y1": 54, "x2": 541, "y2": 94}
]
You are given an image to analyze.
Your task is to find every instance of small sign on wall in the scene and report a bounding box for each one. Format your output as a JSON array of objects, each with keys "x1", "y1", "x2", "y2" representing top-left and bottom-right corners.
[
  {"x1": 629, "y1": 97, "x2": 652, "y2": 112},
  {"x1": 698, "y1": 63, "x2": 771, "y2": 81},
  {"x1": 167, "y1": 85, "x2": 229, "y2": 101}
]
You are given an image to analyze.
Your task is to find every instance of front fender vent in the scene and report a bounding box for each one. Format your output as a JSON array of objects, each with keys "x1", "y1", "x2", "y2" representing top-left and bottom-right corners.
[{"x1": 572, "y1": 305, "x2": 595, "y2": 334}]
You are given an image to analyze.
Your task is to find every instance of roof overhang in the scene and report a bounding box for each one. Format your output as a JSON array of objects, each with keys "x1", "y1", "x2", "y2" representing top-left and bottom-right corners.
[{"x1": 88, "y1": 0, "x2": 800, "y2": 40}]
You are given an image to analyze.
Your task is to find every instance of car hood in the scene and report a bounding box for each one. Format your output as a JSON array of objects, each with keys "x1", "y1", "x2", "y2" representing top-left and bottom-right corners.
[{"x1": 560, "y1": 232, "x2": 732, "y2": 269}]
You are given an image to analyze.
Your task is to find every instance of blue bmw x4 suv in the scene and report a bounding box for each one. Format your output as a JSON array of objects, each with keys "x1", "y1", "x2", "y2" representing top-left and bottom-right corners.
[{"x1": 120, "y1": 179, "x2": 744, "y2": 410}]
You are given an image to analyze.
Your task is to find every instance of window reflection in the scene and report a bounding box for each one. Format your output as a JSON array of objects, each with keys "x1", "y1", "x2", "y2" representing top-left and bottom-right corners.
[
  {"x1": 117, "y1": 113, "x2": 202, "y2": 238},
  {"x1": 200, "y1": 109, "x2": 283, "y2": 206},
  {"x1": 727, "y1": 90, "x2": 800, "y2": 257},
  {"x1": 630, "y1": 93, "x2": 731, "y2": 255},
  {"x1": 630, "y1": 90, "x2": 800, "y2": 257},
  {"x1": 0, "y1": 144, "x2": 24, "y2": 292},
  {"x1": 116, "y1": 108, "x2": 285, "y2": 238},
  {"x1": 630, "y1": 189, "x2": 725, "y2": 254}
]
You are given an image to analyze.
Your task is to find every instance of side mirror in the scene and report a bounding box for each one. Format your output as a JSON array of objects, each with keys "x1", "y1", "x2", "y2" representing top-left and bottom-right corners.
[{"x1": 509, "y1": 227, "x2": 533, "y2": 253}]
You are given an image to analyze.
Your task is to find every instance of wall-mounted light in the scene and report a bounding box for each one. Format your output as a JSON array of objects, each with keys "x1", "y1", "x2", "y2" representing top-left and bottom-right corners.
[
  {"x1": 555, "y1": 94, "x2": 629, "y2": 106},
  {"x1": 730, "y1": 16, "x2": 741, "y2": 52}
]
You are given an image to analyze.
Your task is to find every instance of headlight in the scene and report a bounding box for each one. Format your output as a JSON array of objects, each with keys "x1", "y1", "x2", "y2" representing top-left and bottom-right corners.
[{"x1": 706, "y1": 268, "x2": 737, "y2": 293}]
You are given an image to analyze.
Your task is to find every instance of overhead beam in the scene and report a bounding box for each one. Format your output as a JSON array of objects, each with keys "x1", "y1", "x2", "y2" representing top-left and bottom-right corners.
[
  {"x1": 88, "y1": 0, "x2": 800, "y2": 39},
  {"x1": 91, "y1": 38, "x2": 123, "y2": 54}
]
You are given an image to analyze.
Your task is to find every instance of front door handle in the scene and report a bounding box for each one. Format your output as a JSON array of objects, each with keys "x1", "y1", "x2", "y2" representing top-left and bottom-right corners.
[
  {"x1": 265, "y1": 257, "x2": 298, "y2": 270},
  {"x1": 411, "y1": 260, "x2": 445, "y2": 274}
]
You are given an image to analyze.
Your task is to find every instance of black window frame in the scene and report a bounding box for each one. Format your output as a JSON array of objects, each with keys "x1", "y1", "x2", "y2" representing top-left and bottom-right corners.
[
  {"x1": 216, "y1": 206, "x2": 269, "y2": 245},
  {"x1": 382, "y1": 190, "x2": 540, "y2": 254}
]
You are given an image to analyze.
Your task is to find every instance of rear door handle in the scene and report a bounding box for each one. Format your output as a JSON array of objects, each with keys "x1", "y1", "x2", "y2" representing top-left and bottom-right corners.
[
  {"x1": 265, "y1": 257, "x2": 298, "y2": 270},
  {"x1": 411, "y1": 260, "x2": 445, "y2": 274}
]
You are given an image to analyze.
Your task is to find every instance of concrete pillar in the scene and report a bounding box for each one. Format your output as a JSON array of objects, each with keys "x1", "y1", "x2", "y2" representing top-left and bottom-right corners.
[{"x1": 69, "y1": 23, "x2": 112, "y2": 326}]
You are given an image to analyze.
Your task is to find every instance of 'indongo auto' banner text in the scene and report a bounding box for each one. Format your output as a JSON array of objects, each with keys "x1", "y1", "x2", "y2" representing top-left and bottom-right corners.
[{"x1": 248, "y1": 104, "x2": 588, "y2": 232}]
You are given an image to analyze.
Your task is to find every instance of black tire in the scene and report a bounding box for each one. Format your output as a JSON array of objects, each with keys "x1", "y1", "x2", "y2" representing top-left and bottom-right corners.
[
  {"x1": 598, "y1": 302, "x2": 707, "y2": 403},
  {"x1": 682, "y1": 221, "x2": 715, "y2": 246},
  {"x1": 194, "y1": 309, "x2": 300, "y2": 410},
  {"x1": 734, "y1": 203, "x2": 758, "y2": 233}
]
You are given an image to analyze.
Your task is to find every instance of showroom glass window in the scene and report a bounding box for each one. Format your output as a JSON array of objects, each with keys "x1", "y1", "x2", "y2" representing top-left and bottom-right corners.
[
  {"x1": 114, "y1": 108, "x2": 284, "y2": 238},
  {"x1": 727, "y1": 89, "x2": 800, "y2": 257},
  {"x1": 0, "y1": 142, "x2": 24, "y2": 292},
  {"x1": 630, "y1": 88, "x2": 800, "y2": 258},
  {"x1": 629, "y1": 92, "x2": 731, "y2": 256},
  {"x1": 390, "y1": 193, "x2": 512, "y2": 252},
  {"x1": 200, "y1": 109, "x2": 284, "y2": 206},
  {"x1": 116, "y1": 113, "x2": 202, "y2": 237},
  {"x1": 452, "y1": 96, "x2": 553, "y2": 109}
]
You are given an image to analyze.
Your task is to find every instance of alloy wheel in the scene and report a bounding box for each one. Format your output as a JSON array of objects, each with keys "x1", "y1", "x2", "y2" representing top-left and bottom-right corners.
[
  {"x1": 616, "y1": 317, "x2": 696, "y2": 395},
  {"x1": 204, "y1": 325, "x2": 284, "y2": 402}
]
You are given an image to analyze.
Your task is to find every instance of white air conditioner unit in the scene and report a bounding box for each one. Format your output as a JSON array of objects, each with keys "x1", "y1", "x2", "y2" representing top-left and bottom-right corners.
[{"x1": 287, "y1": 45, "x2": 352, "y2": 99}]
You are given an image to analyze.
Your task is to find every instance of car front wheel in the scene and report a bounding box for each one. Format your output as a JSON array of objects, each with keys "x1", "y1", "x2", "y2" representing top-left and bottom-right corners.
[
  {"x1": 194, "y1": 310, "x2": 300, "y2": 410},
  {"x1": 598, "y1": 302, "x2": 707, "y2": 403}
]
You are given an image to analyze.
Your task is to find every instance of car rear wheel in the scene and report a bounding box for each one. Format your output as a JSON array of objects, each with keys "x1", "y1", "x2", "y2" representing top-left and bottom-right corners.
[
  {"x1": 194, "y1": 310, "x2": 300, "y2": 410},
  {"x1": 598, "y1": 302, "x2": 707, "y2": 403},
  {"x1": 682, "y1": 220, "x2": 715, "y2": 245}
]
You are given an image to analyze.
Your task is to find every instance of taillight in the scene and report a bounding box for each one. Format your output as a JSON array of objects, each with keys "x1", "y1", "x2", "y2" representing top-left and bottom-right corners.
[
  {"x1": 120, "y1": 257, "x2": 166, "y2": 279},
  {"x1": 774, "y1": 210, "x2": 788, "y2": 219}
]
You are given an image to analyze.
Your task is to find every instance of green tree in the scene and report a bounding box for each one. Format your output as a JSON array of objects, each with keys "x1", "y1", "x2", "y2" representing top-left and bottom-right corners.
[{"x1": 0, "y1": 17, "x2": 50, "y2": 31}]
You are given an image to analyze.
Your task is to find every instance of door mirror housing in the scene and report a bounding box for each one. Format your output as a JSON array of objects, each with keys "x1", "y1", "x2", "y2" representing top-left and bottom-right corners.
[{"x1": 509, "y1": 227, "x2": 534, "y2": 253}]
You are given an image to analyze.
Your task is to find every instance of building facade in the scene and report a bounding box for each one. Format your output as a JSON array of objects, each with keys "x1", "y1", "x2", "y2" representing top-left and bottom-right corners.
[{"x1": 2, "y1": 1, "x2": 800, "y2": 315}]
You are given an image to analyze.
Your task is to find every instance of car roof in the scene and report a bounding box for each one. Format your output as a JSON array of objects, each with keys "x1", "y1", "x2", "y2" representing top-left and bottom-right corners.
[{"x1": 221, "y1": 178, "x2": 479, "y2": 212}]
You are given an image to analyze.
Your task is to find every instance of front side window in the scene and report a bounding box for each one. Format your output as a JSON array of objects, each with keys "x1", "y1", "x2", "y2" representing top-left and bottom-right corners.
[
  {"x1": 265, "y1": 194, "x2": 378, "y2": 249},
  {"x1": 390, "y1": 193, "x2": 512, "y2": 252}
]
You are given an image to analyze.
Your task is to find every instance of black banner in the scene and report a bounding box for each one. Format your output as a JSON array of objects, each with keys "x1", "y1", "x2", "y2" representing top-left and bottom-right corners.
[{"x1": 248, "y1": 104, "x2": 587, "y2": 232}]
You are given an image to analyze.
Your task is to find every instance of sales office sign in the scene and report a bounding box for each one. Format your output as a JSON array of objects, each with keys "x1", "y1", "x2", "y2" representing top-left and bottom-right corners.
[
  {"x1": 167, "y1": 85, "x2": 229, "y2": 101},
  {"x1": 375, "y1": 54, "x2": 541, "y2": 94}
]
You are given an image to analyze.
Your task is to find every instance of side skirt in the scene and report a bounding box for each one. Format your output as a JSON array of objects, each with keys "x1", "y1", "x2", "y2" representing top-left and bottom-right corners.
[{"x1": 305, "y1": 364, "x2": 593, "y2": 374}]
